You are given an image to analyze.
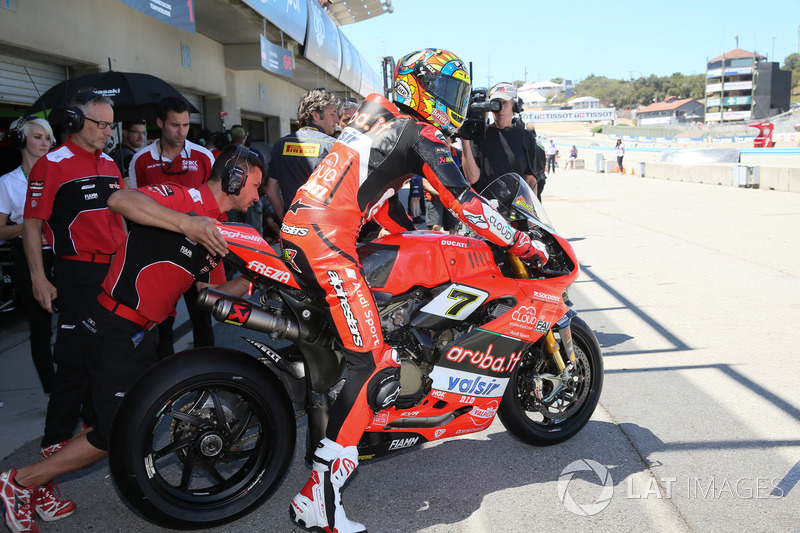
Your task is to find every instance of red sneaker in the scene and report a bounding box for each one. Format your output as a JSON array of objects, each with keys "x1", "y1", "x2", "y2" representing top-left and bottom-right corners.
[
  {"x1": 40, "y1": 440, "x2": 68, "y2": 460},
  {"x1": 0, "y1": 469, "x2": 41, "y2": 533},
  {"x1": 35, "y1": 483, "x2": 75, "y2": 522}
]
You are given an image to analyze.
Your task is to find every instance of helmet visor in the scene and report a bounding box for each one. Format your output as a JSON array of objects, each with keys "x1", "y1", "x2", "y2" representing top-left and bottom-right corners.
[{"x1": 426, "y1": 75, "x2": 471, "y2": 120}]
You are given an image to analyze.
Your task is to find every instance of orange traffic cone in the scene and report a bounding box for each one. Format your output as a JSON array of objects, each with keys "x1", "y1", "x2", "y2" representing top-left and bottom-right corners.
[
  {"x1": 622, "y1": 167, "x2": 627, "y2": 174},
  {"x1": 630, "y1": 167, "x2": 635, "y2": 175},
  {"x1": 614, "y1": 166, "x2": 619, "y2": 173}
]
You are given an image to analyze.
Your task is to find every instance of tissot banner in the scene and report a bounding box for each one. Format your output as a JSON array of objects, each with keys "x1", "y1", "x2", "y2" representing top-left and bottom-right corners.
[
  {"x1": 520, "y1": 108, "x2": 616, "y2": 122},
  {"x1": 118, "y1": 0, "x2": 196, "y2": 33},
  {"x1": 241, "y1": 0, "x2": 307, "y2": 45}
]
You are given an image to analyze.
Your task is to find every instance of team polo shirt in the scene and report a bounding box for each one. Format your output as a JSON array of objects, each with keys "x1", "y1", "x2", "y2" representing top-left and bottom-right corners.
[
  {"x1": 268, "y1": 124, "x2": 335, "y2": 209},
  {"x1": 129, "y1": 139, "x2": 214, "y2": 189},
  {"x1": 24, "y1": 137, "x2": 126, "y2": 257},
  {"x1": 101, "y1": 183, "x2": 226, "y2": 324}
]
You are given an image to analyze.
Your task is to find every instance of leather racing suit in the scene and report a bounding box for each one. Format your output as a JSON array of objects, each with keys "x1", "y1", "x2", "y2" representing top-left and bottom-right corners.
[{"x1": 280, "y1": 93, "x2": 545, "y2": 448}]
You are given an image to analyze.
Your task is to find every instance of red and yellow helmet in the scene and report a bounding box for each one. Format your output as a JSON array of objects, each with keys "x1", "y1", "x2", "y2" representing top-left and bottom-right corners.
[{"x1": 393, "y1": 48, "x2": 471, "y2": 135}]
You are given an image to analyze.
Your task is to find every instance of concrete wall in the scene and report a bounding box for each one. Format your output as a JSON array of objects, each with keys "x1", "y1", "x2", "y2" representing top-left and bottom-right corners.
[{"x1": 574, "y1": 143, "x2": 800, "y2": 194}]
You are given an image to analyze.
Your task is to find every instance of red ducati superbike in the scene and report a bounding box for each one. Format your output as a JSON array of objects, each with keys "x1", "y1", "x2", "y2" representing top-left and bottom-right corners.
[{"x1": 109, "y1": 173, "x2": 604, "y2": 528}]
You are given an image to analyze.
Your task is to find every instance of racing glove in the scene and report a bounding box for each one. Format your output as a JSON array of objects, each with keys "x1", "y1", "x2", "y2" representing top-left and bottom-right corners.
[{"x1": 509, "y1": 231, "x2": 549, "y2": 264}]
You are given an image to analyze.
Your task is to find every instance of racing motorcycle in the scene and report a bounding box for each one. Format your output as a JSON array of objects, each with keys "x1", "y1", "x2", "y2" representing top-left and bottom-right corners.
[{"x1": 108, "y1": 173, "x2": 603, "y2": 529}]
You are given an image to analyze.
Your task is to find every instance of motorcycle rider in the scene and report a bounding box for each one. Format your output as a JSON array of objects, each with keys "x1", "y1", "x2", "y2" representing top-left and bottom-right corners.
[{"x1": 281, "y1": 48, "x2": 548, "y2": 533}]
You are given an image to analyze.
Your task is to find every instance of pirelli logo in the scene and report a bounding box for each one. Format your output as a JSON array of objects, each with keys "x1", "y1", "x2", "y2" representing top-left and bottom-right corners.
[{"x1": 283, "y1": 142, "x2": 320, "y2": 157}]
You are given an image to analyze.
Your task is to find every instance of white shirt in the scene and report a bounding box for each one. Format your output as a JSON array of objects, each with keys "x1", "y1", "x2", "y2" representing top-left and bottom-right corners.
[
  {"x1": 615, "y1": 144, "x2": 625, "y2": 157},
  {"x1": 0, "y1": 166, "x2": 28, "y2": 225},
  {"x1": 546, "y1": 143, "x2": 557, "y2": 156}
]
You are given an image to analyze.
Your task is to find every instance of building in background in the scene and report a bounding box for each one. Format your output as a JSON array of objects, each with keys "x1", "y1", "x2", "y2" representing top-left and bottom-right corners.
[
  {"x1": 704, "y1": 48, "x2": 791, "y2": 123},
  {"x1": 0, "y1": 0, "x2": 390, "y2": 176},
  {"x1": 635, "y1": 97, "x2": 704, "y2": 126}
]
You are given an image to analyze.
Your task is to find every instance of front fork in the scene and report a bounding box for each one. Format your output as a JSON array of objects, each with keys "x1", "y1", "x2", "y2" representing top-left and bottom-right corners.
[{"x1": 545, "y1": 320, "x2": 576, "y2": 372}]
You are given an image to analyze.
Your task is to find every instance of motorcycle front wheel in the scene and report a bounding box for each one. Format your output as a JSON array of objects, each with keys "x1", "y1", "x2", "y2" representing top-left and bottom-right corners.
[
  {"x1": 498, "y1": 316, "x2": 603, "y2": 446},
  {"x1": 109, "y1": 348, "x2": 296, "y2": 529}
]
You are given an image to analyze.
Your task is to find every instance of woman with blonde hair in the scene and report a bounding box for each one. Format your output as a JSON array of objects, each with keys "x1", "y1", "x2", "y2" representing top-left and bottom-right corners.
[{"x1": 0, "y1": 115, "x2": 57, "y2": 393}]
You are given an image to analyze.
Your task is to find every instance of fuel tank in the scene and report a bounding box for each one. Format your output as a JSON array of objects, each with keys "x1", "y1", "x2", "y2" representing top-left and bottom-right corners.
[{"x1": 357, "y1": 232, "x2": 502, "y2": 296}]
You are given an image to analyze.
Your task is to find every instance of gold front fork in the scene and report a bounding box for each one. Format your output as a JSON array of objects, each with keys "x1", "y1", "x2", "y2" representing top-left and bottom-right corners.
[
  {"x1": 507, "y1": 253, "x2": 530, "y2": 279},
  {"x1": 508, "y1": 253, "x2": 574, "y2": 372},
  {"x1": 544, "y1": 330, "x2": 567, "y2": 372}
]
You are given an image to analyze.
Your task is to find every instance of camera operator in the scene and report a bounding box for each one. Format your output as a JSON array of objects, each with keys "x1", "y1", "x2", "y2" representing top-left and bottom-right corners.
[{"x1": 461, "y1": 82, "x2": 545, "y2": 198}]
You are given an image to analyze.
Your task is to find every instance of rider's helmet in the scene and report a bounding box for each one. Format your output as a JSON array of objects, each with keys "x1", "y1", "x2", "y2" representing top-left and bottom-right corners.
[{"x1": 393, "y1": 48, "x2": 471, "y2": 136}]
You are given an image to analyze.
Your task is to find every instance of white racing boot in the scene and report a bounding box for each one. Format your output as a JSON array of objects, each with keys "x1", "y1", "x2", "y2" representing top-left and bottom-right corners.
[{"x1": 290, "y1": 438, "x2": 366, "y2": 533}]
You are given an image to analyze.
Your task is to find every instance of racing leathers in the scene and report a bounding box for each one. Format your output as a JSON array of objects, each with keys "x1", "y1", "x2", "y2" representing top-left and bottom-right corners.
[{"x1": 280, "y1": 93, "x2": 547, "y2": 449}]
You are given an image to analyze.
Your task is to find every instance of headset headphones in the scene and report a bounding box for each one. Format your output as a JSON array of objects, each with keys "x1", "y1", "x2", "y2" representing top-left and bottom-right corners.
[
  {"x1": 9, "y1": 115, "x2": 37, "y2": 150},
  {"x1": 221, "y1": 145, "x2": 251, "y2": 196},
  {"x1": 64, "y1": 89, "x2": 100, "y2": 134}
]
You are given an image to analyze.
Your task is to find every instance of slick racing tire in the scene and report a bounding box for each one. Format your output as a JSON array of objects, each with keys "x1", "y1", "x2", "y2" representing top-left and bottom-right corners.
[
  {"x1": 498, "y1": 316, "x2": 603, "y2": 446},
  {"x1": 109, "y1": 347, "x2": 295, "y2": 529}
]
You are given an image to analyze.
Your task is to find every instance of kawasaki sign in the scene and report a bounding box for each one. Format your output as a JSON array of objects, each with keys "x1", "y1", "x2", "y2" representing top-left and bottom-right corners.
[{"x1": 520, "y1": 108, "x2": 615, "y2": 122}]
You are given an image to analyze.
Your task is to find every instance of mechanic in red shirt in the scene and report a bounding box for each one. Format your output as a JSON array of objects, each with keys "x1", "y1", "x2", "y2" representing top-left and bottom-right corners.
[
  {"x1": 282, "y1": 49, "x2": 548, "y2": 533},
  {"x1": 1, "y1": 145, "x2": 263, "y2": 533},
  {"x1": 22, "y1": 89, "x2": 127, "y2": 476},
  {"x1": 128, "y1": 96, "x2": 217, "y2": 357}
]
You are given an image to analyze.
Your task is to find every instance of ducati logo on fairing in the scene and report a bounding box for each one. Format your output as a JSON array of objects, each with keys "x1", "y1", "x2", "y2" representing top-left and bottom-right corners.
[{"x1": 327, "y1": 271, "x2": 363, "y2": 347}]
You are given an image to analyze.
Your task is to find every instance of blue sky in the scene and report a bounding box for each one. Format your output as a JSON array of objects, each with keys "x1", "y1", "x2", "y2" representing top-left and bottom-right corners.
[{"x1": 340, "y1": 0, "x2": 800, "y2": 88}]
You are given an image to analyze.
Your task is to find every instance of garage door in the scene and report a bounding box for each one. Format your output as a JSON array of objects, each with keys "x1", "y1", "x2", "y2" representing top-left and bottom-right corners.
[{"x1": 0, "y1": 54, "x2": 66, "y2": 105}]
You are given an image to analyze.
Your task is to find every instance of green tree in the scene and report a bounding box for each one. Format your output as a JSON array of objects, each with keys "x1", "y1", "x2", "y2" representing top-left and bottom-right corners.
[{"x1": 782, "y1": 53, "x2": 800, "y2": 89}]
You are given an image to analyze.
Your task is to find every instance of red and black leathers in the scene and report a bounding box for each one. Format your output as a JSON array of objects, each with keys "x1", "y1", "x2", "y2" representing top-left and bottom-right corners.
[{"x1": 280, "y1": 93, "x2": 541, "y2": 447}]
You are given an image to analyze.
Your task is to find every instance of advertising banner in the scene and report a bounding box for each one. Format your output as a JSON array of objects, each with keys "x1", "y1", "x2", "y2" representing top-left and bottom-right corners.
[
  {"x1": 338, "y1": 31, "x2": 362, "y2": 92},
  {"x1": 520, "y1": 108, "x2": 615, "y2": 123},
  {"x1": 118, "y1": 0, "x2": 195, "y2": 33},
  {"x1": 260, "y1": 36, "x2": 294, "y2": 78},
  {"x1": 303, "y1": 0, "x2": 341, "y2": 78},
  {"x1": 241, "y1": 0, "x2": 307, "y2": 45}
]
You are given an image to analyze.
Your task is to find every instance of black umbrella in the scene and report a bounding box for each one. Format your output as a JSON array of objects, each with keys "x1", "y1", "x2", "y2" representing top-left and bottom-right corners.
[{"x1": 29, "y1": 70, "x2": 199, "y2": 123}]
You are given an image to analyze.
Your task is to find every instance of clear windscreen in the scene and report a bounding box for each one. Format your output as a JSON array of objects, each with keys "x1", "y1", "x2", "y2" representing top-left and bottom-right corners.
[{"x1": 479, "y1": 173, "x2": 555, "y2": 233}]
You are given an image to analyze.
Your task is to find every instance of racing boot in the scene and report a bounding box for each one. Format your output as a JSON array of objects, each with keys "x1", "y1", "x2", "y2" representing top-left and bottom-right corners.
[{"x1": 290, "y1": 438, "x2": 366, "y2": 533}]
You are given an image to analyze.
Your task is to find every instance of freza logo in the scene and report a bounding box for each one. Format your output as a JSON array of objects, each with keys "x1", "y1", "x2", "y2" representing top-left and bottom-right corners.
[{"x1": 558, "y1": 459, "x2": 614, "y2": 516}]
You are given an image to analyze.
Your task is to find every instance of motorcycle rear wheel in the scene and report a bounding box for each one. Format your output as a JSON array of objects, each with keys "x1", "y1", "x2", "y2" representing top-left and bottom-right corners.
[
  {"x1": 109, "y1": 348, "x2": 296, "y2": 529},
  {"x1": 498, "y1": 316, "x2": 603, "y2": 446}
]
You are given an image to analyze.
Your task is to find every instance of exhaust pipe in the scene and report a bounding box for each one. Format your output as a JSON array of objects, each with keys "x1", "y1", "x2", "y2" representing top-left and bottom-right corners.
[{"x1": 197, "y1": 288, "x2": 302, "y2": 342}]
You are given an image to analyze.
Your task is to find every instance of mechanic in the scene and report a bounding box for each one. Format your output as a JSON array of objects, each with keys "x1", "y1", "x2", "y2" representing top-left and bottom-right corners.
[
  {"x1": 22, "y1": 89, "x2": 127, "y2": 470},
  {"x1": 128, "y1": 96, "x2": 217, "y2": 357},
  {"x1": 265, "y1": 88, "x2": 338, "y2": 221},
  {"x1": 1, "y1": 144, "x2": 262, "y2": 533},
  {"x1": 461, "y1": 82, "x2": 546, "y2": 198},
  {"x1": 282, "y1": 48, "x2": 548, "y2": 533}
]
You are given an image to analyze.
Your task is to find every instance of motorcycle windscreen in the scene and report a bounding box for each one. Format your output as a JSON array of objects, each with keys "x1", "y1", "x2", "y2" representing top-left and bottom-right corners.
[{"x1": 479, "y1": 172, "x2": 555, "y2": 233}]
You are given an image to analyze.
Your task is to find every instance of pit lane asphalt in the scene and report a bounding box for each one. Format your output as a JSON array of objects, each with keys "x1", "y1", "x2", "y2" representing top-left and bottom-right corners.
[{"x1": 2, "y1": 167, "x2": 799, "y2": 532}]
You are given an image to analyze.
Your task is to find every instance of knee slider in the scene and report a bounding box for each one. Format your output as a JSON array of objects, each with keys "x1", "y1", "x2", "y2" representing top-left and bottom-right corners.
[{"x1": 366, "y1": 366, "x2": 401, "y2": 412}]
